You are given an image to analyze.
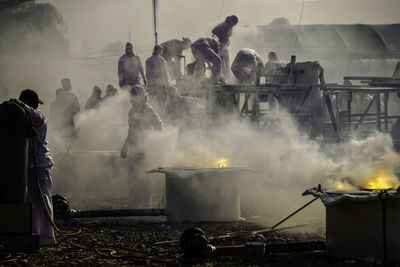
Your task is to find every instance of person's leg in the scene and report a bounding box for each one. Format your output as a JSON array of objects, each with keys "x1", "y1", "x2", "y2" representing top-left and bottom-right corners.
[
  {"x1": 192, "y1": 47, "x2": 206, "y2": 83},
  {"x1": 37, "y1": 168, "x2": 55, "y2": 244},
  {"x1": 128, "y1": 159, "x2": 141, "y2": 208},
  {"x1": 202, "y1": 47, "x2": 222, "y2": 83},
  {"x1": 172, "y1": 58, "x2": 182, "y2": 81},
  {"x1": 26, "y1": 169, "x2": 40, "y2": 235},
  {"x1": 27, "y1": 168, "x2": 55, "y2": 246},
  {"x1": 221, "y1": 48, "x2": 230, "y2": 78}
]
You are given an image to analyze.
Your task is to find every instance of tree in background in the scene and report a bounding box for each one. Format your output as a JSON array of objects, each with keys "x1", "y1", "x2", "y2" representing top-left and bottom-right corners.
[{"x1": 0, "y1": 2, "x2": 69, "y2": 56}]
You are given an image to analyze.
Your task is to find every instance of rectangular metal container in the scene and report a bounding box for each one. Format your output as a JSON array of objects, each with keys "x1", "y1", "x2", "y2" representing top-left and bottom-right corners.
[
  {"x1": 326, "y1": 197, "x2": 400, "y2": 262},
  {"x1": 153, "y1": 167, "x2": 245, "y2": 222}
]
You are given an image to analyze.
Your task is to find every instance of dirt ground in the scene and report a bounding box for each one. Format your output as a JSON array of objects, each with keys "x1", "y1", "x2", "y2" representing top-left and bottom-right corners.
[{"x1": 0, "y1": 199, "x2": 385, "y2": 266}]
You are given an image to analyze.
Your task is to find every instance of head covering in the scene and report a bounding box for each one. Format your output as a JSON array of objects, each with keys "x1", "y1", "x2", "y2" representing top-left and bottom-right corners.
[
  {"x1": 268, "y1": 51, "x2": 278, "y2": 60},
  {"x1": 130, "y1": 85, "x2": 145, "y2": 97},
  {"x1": 152, "y1": 45, "x2": 163, "y2": 56},
  {"x1": 225, "y1": 15, "x2": 239, "y2": 26},
  {"x1": 126, "y1": 42, "x2": 133, "y2": 49},
  {"x1": 93, "y1": 86, "x2": 102, "y2": 95},
  {"x1": 19, "y1": 89, "x2": 43, "y2": 109},
  {"x1": 182, "y1": 37, "x2": 192, "y2": 49},
  {"x1": 61, "y1": 78, "x2": 71, "y2": 90}
]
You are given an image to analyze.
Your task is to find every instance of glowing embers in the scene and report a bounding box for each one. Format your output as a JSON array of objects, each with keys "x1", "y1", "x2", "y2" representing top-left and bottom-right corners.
[
  {"x1": 362, "y1": 169, "x2": 400, "y2": 190},
  {"x1": 333, "y1": 169, "x2": 400, "y2": 190},
  {"x1": 335, "y1": 180, "x2": 357, "y2": 190},
  {"x1": 216, "y1": 158, "x2": 228, "y2": 168}
]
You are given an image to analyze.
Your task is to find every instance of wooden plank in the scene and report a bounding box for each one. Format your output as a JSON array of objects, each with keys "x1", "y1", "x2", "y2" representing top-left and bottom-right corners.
[
  {"x1": 344, "y1": 76, "x2": 400, "y2": 81},
  {"x1": 384, "y1": 93, "x2": 389, "y2": 132},
  {"x1": 325, "y1": 95, "x2": 338, "y2": 134},
  {"x1": 354, "y1": 95, "x2": 377, "y2": 130},
  {"x1": 376, "y1": 93, "x2": 381, "y2": 131},
  {"x1": 393, "y1": 62, "x2": 400, "y2": 78}
]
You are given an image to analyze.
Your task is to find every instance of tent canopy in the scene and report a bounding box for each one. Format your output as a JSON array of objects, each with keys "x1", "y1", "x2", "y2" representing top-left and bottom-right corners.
[{"x1": 237, "y1": 23, "x2": 400, "y2": 59}]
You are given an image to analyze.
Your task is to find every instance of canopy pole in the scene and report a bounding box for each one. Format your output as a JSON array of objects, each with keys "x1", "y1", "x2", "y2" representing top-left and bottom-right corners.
[{"x1": 152, "y1": 0, "x2": 158, "y2": 45}]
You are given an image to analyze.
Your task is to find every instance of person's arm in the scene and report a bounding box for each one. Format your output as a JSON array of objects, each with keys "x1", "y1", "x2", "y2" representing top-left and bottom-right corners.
[
  {"x1": 161, "y1": 58, "x2": 170, "y2": 86},
  {"x1": 138, "y1": 57, "x2": 147, "y2": 86},
  {"x1": 73, "y1": 94, "x2": 80, "y2": 114},
  {"x1": 145, "y1": 58, "x2": 150, "y2": 85},
  {"x1": 147, "y1": 105, "x2": 164, "y2": 131}
]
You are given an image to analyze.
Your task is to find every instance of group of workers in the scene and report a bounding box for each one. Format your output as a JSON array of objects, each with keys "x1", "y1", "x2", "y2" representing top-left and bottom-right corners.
[
  {"x1": 117, "y1": 15, "x2": 239, "y2": 91},
  {"x1": 0, "y1": 14, "x2": 292, "y2": 246},
  {"x1": 85, "y1": 84, "x2": 118, "y2": 110},
  {"x1": 116, "y1": 14, "x2": 290, "y2": 208}
]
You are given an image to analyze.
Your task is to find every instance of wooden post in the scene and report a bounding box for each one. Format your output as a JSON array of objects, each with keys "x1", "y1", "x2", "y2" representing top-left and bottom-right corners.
[
  {"x1": 376, "y1": 93, "x2": 381, "y2": 131},
  {"x1": 393, "y1": 62, "x2": 400, "y2": 78},
  {"x1": 384, "y1": 93, "x2": 389, "y2": 132},
  {"x1": 325, "y1": 95, "x2": 338, "y2": 134},
  {"x1": 288, "y1": 55, "x2": 296, "y2": 85},
  {"x1": 347, "y1": 92, "x2": 352, "y2": 129}
]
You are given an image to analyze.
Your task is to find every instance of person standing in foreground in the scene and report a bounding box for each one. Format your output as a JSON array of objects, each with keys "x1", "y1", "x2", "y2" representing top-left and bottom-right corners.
[
  {"x1": 118, "y1": 42, "x2": 147, "y2": 90},
  {"x1": 120, "y1": 86, "x2": 163, "y2": 208},
  {"x1": 18, "y1": 89, "x2": 56, "y2": 247}
]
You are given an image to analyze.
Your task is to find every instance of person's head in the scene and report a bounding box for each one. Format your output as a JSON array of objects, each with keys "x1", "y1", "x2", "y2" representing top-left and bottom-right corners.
[
  {"x1": 268, "y1": 51, "x2": 278, "y2": 61},
  {"x1": 225, "y1": 15, "x2": 239, "y2": 27},
  {"x1": 92, "y1": 86, "x2": 102, "y2": 97},
  {"x1": 130, "y1": 85, "x2": 146, "y2": 105},
  {"x1": 61, "y1": 78, "x2": 72, "y2": 91},
  {"x1": 167, "y1": 86, "x2": 180, "y2": 97},
  {"x1": 125, "y1": 42, "x2": 134, "y2": 57},
  {"x1": 19, "y1": 89, "x2": 43, "y2": 109},
  {"x1": 106, "y1": 84, "x2": 118, "y2": 96},
  {"x1": 182, "y1": 37, "x2": 191, "y2": 50},
  {"x1": 152, "y1": 45, "x2": 163, "y2": 56}
]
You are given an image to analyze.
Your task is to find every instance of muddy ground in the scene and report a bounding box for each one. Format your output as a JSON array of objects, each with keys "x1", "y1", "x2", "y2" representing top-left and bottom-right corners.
[{"x1": 0, "y1": 199, "x2": 382, "y2": 266}]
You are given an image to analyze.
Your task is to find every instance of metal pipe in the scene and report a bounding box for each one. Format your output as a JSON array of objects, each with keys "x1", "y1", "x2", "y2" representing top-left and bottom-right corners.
[
  {"x1": 270, "y1": 196, "x2": 319, "y2": 230},
  {"x1": 152, "y1": 0, "x2": 158, "y2": 45},
  {"x1": 70, "y1": 208, "x2": 165, "y2": 218}
]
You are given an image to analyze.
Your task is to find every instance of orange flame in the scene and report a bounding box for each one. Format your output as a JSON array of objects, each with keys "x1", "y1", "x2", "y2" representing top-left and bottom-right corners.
[{"x1": 216, "y1": 158, "x2": 228, "y2": 168}]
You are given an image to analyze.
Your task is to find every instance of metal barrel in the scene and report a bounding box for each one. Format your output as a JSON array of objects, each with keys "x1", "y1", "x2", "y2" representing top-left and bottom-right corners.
[{"x1": 0, "y1": 101, "x2": 32, "y2": 204}]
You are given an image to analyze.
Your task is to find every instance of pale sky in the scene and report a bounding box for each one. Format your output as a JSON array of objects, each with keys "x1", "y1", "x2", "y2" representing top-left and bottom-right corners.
[{"x1": 39, "y1": 0, "x2": 400, "y2": 55}]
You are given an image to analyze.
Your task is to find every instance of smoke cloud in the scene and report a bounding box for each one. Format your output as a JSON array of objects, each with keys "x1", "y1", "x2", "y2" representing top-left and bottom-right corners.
[{"x1": 1, "y1": 1, "x2": 400, "y2": 231}]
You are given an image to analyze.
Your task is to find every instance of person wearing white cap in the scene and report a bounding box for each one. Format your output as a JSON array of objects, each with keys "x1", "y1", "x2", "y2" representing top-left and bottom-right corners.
[{"x1": 18, "y1": 89, "x2": 56, "y2": 247}]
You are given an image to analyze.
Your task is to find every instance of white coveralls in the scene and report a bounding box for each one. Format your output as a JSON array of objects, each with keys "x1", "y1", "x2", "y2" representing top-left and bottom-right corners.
[
  {"x1": 23, "y1": 103, "x2": 55, "y2": 245},
  {"x1": 123, "y1": 99, "x2": 163, "y2": 208}
]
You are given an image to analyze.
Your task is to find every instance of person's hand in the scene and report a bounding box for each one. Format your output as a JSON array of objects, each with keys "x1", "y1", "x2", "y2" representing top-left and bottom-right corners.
[
  {"x1": 143, "y1": 79, "x2": 148, "y2": 87},
  {"x1": 120, "y1": 143, "x2": 128, "y2": 159}
]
